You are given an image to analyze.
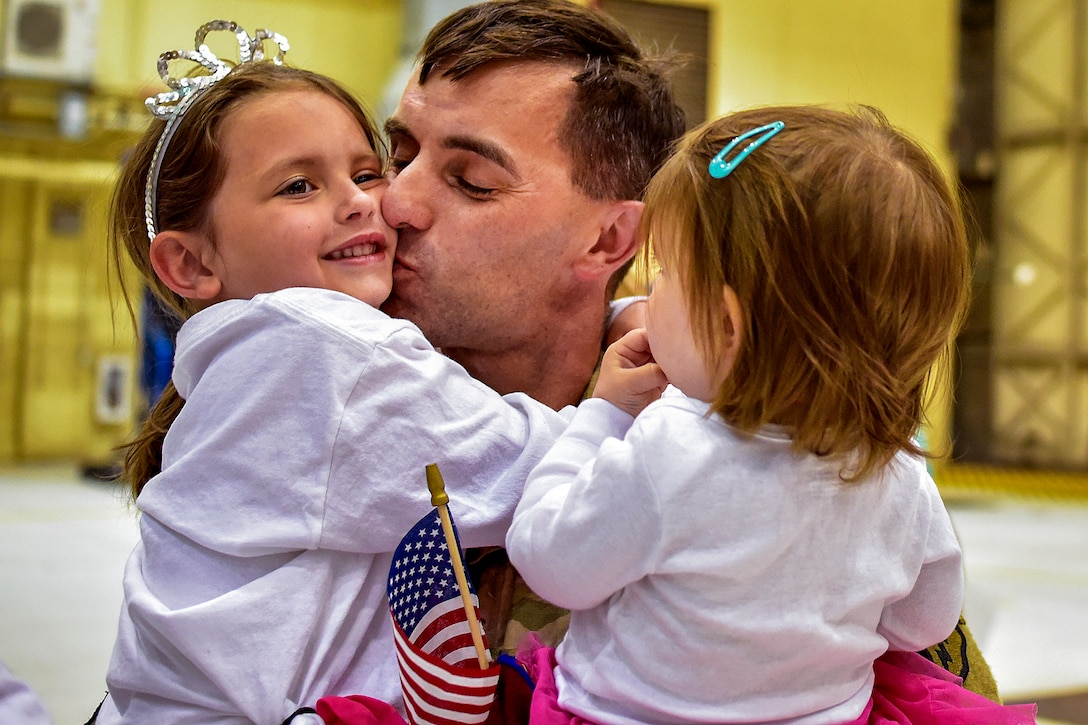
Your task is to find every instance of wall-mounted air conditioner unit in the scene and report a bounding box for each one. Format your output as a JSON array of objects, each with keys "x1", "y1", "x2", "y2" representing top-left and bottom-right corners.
[{"x1": 1, "y1": 0, "x2": 100, "y2": 84}]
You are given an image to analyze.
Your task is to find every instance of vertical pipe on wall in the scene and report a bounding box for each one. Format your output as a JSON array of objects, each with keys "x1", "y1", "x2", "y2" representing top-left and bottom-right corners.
[
  {"x1": 952, "y1": 0, "x2": 997, "y2": 462},
  {"x1": 12, "y1": 183, "x2": 36, "y2": 460},
  {"x1": 1067, "y1": 0, "x2": 1086, "y2": 462}
]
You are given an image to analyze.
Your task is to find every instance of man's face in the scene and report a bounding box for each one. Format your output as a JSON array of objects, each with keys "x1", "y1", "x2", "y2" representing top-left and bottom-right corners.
[{"x1": 381, "y1": 62, "x2": 615, "y2": 354}]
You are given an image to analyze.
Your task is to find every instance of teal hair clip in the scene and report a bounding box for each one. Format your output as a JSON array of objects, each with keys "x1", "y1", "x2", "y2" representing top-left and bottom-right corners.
[{"x1": 708, "y1": 121, "x2": 785, "y2": 179}]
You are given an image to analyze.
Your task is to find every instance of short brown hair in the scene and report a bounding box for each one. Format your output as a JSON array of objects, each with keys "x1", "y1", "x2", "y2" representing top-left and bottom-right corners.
[
  {"x1": 642, "y1": 105, "x2": 971, "y2": 480},
  {"x1": 416, "y1": 0, "x2": 685, "y2": 203}
]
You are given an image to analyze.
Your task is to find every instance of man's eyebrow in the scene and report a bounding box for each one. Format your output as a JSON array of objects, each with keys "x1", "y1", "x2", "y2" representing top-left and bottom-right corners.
[
  {"x1": 384, "y1": 117, "x2": 409, "y2": 139},
  {"x1": 384, "y1": 118, "x2": 518, "y2": 176},
  {"x1": 446, "y1": 135, "x2": 517, "y2": 176}
]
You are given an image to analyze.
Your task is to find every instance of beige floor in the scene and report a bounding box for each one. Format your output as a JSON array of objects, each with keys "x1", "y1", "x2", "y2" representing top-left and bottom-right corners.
[{"x1": 1, "y1": 463, "x2": 1086, "y2": 724}]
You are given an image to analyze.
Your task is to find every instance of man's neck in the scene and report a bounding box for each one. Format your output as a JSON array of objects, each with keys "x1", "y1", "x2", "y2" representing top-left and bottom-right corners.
[{"x1": 443, "y1": 308, "x2": 606, "y2": 410}]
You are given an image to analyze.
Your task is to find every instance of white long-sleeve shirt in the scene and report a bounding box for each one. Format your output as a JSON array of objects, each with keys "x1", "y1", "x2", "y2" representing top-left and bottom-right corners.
[
  {"x1": 99, "y1": 287, "x2": 574, "y2": 724},
  {"x1": 506, "y1": 390, "x2": 964, "y2": 725},
  {"x1": 0, "y1": 661, "x2": 50, "y2": 725}
]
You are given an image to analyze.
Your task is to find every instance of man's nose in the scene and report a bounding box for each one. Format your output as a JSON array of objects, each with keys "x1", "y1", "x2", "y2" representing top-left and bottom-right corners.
[{"x1": 382, "y1": 165, "x2": 434, "y2": 231}]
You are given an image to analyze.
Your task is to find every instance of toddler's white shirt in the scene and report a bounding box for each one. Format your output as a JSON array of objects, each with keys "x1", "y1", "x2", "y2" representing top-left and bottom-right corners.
[{"x1": 507, "y1": 390, "x2": 964, "y2": 725}]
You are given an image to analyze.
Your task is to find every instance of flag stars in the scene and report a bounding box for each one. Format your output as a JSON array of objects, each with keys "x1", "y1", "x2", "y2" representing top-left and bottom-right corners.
[{"x1": 388, "y1": 509, "x2": 479, "y2": 633}]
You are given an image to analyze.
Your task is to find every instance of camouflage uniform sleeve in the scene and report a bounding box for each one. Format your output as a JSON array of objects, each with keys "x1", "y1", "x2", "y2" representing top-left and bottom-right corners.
[
  {"x1": 467, "y1": 547, "x2": 569, "y2": 656},
  {"x1": 918, "y1": 615, "x2": 1001, "y2": 702}
]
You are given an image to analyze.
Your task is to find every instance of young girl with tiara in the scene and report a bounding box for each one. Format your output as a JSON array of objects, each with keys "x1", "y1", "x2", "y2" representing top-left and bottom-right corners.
[
  {"x1": 506, "y1": 106, "x2": 1037, "y2": 723},
  {"x1": 95, "y1": 21, "x2": 663, "y2": 724}
]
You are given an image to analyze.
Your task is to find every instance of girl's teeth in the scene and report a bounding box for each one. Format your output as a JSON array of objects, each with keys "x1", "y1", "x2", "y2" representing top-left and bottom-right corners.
[{"x1": 329, "y1": 244, "x2": 377, "y2": 259}]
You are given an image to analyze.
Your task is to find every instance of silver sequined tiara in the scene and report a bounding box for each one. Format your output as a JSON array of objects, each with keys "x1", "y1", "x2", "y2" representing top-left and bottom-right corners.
[{"x1": 143, "y1": 20, "x2": 289, "y2": 242}]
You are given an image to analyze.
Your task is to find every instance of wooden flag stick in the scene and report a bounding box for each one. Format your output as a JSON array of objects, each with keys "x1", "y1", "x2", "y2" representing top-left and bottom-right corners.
[{"x1": 426, "y1": 463, "x2": 490, "y2": 670}]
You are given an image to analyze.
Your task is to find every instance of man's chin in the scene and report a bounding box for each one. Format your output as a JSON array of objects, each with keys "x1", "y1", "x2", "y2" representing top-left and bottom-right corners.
[
  {"x1": 379, "y1": 293, "x2": 408, "y2": 319},
  {"x1": 381, "y1": 292, "x2": 424, "y2": 327}
]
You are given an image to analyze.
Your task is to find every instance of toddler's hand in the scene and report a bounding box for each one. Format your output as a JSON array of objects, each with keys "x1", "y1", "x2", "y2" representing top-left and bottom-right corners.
[{"x1": 593, "y1": 328, "x2": 667, "y2": 417}]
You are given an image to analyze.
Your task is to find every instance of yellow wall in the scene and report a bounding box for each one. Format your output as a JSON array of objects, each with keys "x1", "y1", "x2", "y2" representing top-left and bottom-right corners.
[
  {"x1": 95, "y1": 0, "x2": 402, "y2": 107},
  {"x1": 0, "y1": 167, "x2": 139, "y2": 464},
  {"x1": 0, "y1": 1, "x2": 402, "y2": 466},
  {"x1": 707, "y1": 0, "x2": 958, "y2": 165},
  {"x1": 0, "y1": 0, "x2": 961, "y2": 464}
]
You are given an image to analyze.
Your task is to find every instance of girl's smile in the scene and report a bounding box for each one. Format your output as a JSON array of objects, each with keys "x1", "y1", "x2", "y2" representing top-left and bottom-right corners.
[{"x1": 325, "y1": 234, "x2": 387, "y2": 261}]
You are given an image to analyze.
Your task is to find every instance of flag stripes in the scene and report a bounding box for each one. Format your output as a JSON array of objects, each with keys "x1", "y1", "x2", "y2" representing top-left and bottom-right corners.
[{"x1": 392, "y1": 615, "x2": 499, "y2": 725}]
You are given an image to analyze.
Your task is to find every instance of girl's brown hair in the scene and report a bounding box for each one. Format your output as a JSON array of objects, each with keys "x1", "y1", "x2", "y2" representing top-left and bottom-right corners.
[
  {"x1": 109, "y1": 61, "x2": 382, "y2": 499},
  {"x1": 641, "y1": 105, "x2": 971, "y2": 481}
]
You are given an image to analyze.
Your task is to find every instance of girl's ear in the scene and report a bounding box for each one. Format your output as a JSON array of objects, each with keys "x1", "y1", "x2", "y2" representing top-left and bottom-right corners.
[
  {"x1": 720, "y1": 283, "x2": 744, "y2": 372},
  {"x1": 148, "y1": 231, "x2": 222, "y2": 302},
  {"x1": 573, "y1": 200, "x2": 645, "y2": 281}
]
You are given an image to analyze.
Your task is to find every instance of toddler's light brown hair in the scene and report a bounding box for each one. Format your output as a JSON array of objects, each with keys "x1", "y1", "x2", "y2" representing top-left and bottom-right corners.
[{"x1": 641, "y1": 105, "x2": 971, "y2": 480}]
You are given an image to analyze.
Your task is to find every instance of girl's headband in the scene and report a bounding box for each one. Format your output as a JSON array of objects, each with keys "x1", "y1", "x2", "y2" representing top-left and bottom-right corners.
[
  {"x1": 708, "y1": 121, "x2": 785, "y2": 179},
  {"x1": 143, "y1": 20, "x2": 290, "y2": 242}
]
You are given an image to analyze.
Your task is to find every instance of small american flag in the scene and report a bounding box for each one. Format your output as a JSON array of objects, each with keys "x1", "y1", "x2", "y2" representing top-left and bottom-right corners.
[{"x1": 387, "y1": 508, "x2": 500, "y2": 725}]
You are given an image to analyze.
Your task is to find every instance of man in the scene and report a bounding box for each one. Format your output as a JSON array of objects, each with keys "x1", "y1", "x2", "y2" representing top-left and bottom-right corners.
[
  {"x1": 381, "y1": 0, "x2": 682, "y2": 662},
  {"x1": 381, "y1": 0, "x2": 681, "y2": 411},
  {"x1": 381, "y1": 0, "x2": 999, "y2": 706}
]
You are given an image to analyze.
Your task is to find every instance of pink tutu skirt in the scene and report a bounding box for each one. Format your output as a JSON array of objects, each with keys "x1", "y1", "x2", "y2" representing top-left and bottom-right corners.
[
  {"x1": 520, "y1": 642, "x2": 1037, "y2": 725},
  {"x1": 849, "y1": 650, "x2": 1036, "y2": 724}
]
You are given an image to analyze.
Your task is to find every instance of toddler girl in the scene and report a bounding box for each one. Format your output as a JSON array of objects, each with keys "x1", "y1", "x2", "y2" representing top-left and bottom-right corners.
[{"x1": 507, "y1": 106, "x2": 1036, "y2": 724}]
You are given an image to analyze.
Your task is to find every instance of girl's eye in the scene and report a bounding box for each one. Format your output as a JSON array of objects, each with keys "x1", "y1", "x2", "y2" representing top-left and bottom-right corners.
[{"x1": 280, "y1": 178, "x2": 314, "y2": 196}]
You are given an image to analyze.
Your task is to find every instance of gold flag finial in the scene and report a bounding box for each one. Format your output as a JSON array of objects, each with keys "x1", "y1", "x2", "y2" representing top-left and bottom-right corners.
[{"x1": 426, "y1": 463, "x2": 449, "y2": 507}]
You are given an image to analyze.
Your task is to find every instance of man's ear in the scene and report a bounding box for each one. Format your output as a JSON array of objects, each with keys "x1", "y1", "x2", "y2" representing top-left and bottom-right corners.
[
  {"x1": 573, "y1": 200, "x2": 644, "y2": 282},
  {"x1": 148, "y1": 231, "x2": 222, "y2": 302}
]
